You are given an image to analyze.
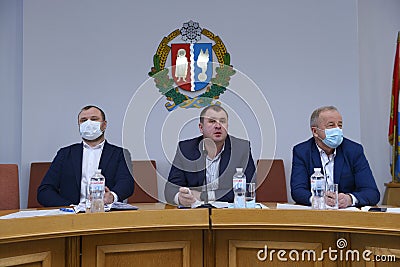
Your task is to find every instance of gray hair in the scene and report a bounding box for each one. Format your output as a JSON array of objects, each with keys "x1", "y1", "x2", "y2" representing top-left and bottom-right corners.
[{"x1": 310, "y1": 106, "x2": 338, "y2": 127}]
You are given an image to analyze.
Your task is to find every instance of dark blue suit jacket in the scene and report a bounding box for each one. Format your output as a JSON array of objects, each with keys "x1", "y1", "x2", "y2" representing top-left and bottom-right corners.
[
  {"x1": 290, "y1": 137, "x2": 380, "y2": 206},
  {"x1": 164, "y1": 135, "x2": 256, "y2": 204},
  {"x1": 37, "y1": 141, "x2": 134, "y2": 207}
]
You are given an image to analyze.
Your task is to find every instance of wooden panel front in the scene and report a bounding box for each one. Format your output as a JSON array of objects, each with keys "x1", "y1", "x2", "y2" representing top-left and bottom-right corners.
[
  {"x1": 82, "y1": 230, "x2": 203, "y2": 267},
  {"x1": 211, "y1": 208, "x2": 400, "y2": 267},
  {"x1": 215, "y1": 229, "x2": 337, "y2": 267},
  {"x1": 350, "y1": 234, "x2": 400, "y2": 267},
  {"x1": 0, "y1": 238, "x2": 65, "y2": 267}
]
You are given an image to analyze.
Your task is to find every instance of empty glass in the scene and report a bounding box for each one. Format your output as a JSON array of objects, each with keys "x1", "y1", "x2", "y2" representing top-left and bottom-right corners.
[{"x1": 325, "y1": 183, "x2": 339, "y2": 209}]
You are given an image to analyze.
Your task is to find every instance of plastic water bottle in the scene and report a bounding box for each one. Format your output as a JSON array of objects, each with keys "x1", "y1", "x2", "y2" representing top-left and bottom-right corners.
[
  {"x1": 89, "y1": 169, "x2": 105, "y2": 213},
  {"x1": 233, "y1": 168, "x2": 246, "y2": 208},
  {"x1": 310, "y1": 168, "x2": 325, "y2": 210},
  {"x1": 85, "y1": 180, "x2": 91, "y2": 212}
]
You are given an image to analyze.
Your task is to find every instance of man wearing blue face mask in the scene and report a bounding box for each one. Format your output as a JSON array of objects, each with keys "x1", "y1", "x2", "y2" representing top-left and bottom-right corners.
[
  {"x1": 37, "y1": 105, "x2": 134, "y2": 207},
  {"x1": 290, "y1": 106, "x2": 380, "y2": 208}
]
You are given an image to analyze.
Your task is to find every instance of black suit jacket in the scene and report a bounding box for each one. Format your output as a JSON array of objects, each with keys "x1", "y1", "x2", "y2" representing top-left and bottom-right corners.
[
  {"x1": 164, "y1": 135, "x2": 256, "y2": 204},
  {"x1": 37, "y1": 141, "x2": 134, "y2": 207}
]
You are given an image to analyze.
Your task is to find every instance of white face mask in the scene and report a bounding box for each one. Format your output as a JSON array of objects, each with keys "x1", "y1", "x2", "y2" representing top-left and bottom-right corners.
[{"x1": 79, "y1": 120, "x2": 103, "y2": 140}]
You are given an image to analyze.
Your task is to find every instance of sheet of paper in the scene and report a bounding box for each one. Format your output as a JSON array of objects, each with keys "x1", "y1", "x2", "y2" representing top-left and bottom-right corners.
[
  {"x1": 361, "y1": 206, "x2": 400, "y2": 213},
  {"x1": 0, "y1": 209, "x2": 74, "y2": 219},
  {"x1": 256, "y1": 203, "x2": 269, "y2": 209},
  {"x1": 340, "y1": 207, "x2": 361, "y2": 211},
  {"x1": 276, "y1": 203, "x2": 312, "y2": 210},
  {"x1": 189, "y1": 201, "x2": 268, "y2": 209},
  {"x1": 73, "y1": 202, "x2": 138, "y2": 213},
  {"x1": 386, "y1": 208, "x2": 400, "y2": 213},
  {"x1": 110, "y1": 202, "x2": 138, "y2": 210},
  {"x1": 190, "y1": 201, "x2": 230, "y2": 209},
  {"x1": 227, "y1": 202, "x2": 269, "y2": 209}
]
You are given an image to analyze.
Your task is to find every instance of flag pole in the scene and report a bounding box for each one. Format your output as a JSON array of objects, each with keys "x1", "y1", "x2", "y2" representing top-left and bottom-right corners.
[
  {"x1": 392, "y1": 125, "x2": 397, "y2": 183},
  {"x1": 396, "y1": 32, "x2": 400, "y2": 183}
]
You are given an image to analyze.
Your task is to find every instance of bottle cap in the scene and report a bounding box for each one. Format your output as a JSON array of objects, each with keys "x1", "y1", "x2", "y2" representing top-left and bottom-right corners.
[
  {"x1": 314, "y1": 168, "x2": 321, "y2": 172},
  {"x1": 95, "y1": 169, "x2": 102, "y2": 174},
  {"x1": 236, "y1": 167, "x2": 243, "y2": 173}
]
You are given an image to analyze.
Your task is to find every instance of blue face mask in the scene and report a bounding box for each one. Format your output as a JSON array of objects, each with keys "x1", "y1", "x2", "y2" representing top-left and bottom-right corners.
[{"x1": 318, "y1": 127, "x2": 343, "y2": 149}]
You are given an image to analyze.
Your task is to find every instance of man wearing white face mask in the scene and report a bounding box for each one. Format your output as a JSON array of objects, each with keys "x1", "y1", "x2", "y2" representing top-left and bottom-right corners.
[
  {"x1": 290, "y1": 106, "x2": 380, "y2": 208},
  {"x1": 37, "y1": 105, "x2": 134, "y2": 207}
]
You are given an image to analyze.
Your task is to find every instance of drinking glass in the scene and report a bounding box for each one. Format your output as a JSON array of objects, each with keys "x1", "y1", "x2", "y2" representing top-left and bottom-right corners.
[
  {"x1": 325, "y1": 183, "x2": 338, "y2": 209},
  {"x1": 245, "y1": 182, "x2": 256, "y2": 208}
]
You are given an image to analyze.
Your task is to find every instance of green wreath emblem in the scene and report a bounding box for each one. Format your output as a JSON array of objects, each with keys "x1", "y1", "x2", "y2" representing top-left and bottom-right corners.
[{"x1": 148, "y1": 22, "x2": 235, "y2": 111}]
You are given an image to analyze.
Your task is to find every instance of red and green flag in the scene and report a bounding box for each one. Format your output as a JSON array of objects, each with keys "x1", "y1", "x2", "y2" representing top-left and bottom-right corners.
[{"x1": 388, "y1": 32, "x2": 400, "y2": 182}]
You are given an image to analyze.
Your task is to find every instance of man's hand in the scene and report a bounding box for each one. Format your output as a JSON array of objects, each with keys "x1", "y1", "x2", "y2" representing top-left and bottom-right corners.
[
  {"x1": 324, "y1": 191, "x2": 337, "y2": 208},
  {"x1": 178, "y1": 187, "x2": 200, "y2": 207},
  {"x1": 338, "y1": 193, "x2": 352, "y2": 208},
  {"x1": 104, "y1": 186, "x2": 114, "y2": 204}
]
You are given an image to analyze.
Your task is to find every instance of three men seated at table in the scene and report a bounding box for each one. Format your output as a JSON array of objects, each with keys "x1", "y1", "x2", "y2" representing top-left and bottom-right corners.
[{"x1": 37, "y1": 104, "x2": 380, "y2": 208}]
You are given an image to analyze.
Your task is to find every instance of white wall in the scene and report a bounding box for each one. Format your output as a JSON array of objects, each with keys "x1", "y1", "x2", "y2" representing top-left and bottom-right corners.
[
  {"x1": 0, "y1": 0, "x2": 22, "y2": 165},
  {"x1": 1, "y1": 0, "x2": 399, "y2": 207},
  {"x1": 358, "y1": 0, "x2": 400, "y2": 202}
]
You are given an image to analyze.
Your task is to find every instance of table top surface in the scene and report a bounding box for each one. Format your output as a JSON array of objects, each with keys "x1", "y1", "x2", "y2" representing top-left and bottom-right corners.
[{"x1": 1, "y1": 203, "x2": 399, "y2": 243}]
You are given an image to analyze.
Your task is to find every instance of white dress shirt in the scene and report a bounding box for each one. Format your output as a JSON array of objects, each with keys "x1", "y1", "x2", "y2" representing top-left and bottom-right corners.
[
  {"x1": 79, "y1": 140, "x2": 118, "y2": 205},
  {"x1": 204, "y1": 146, "x2": 224, "y2": 201},
  {"x1": 174, "y1": 145, "x2": 225, "y2": 205},
  {"x1": 315, "y1": 143, "x2": 358, "y2": 206},
  {"x1": 80, "y1": 140, "x2": 104, "y2": 204}
]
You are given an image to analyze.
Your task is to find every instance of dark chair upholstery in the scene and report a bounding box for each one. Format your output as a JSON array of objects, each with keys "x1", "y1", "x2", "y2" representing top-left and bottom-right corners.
[
  {"x1": 256, "y1": 159, "x2": 288, "y2": 202},
  {"x1": 0, "y1": 164, "x2": 20, "y2": 210}
]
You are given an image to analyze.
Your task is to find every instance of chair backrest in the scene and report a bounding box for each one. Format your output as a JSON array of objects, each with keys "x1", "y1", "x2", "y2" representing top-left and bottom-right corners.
[
  {"x1": 28, "y1": 162, "x2": 51, "y2": 208},
  {"x1": 255, "y1": 159, "x2": 288, "y2": 202},
  {"x1": 0, "y1": 164, "x2": 20, "y2": 210},
  {"x1": 128, "y1": 160, "x2": 158, "y2": 203}
]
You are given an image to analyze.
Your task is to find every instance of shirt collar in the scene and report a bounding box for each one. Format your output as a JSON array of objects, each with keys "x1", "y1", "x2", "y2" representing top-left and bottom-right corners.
[
  {"x1": 203, "y1": 142, "x2": 225, "y2": 161},
  {"x1": 83, "y1": 140, "x2": 105, "y2": 150},
  {"x1": 315, "y1": 142, "x2": 336, "y2": 159}
]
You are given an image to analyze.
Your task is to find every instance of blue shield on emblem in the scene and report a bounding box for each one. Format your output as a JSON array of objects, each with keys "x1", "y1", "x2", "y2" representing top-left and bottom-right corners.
[
  {"x1": 171, "y1": 43, "x2": 213, "y2": 92},
  {"x1": 193, "y1": 43, "x2": 213, "y2": 91}
]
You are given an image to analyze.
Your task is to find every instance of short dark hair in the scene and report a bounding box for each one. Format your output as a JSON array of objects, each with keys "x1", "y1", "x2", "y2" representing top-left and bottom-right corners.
[
  {"x1": 78, "y1": 105, "x2": 106, "y2": 121},
  {"x1": 310, "y1": 106, "x2": 338, "y2": 127},
  {"x1": 199, "y1": 105, "x2": 228, "y2": 123}
]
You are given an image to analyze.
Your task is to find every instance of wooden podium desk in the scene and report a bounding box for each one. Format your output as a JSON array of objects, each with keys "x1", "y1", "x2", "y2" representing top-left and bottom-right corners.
[
  {"x1": 383, "y1": 182, "x2": 400, "y2": 206},
  {"x1": 0, "y1": 203, "x2": 209, "y2": 267},
  {"x1": 211, "y1": 204, "x2": 400, "y2": 267},
  {"x1": 1, "y1": 204, "x2": 400, "y2": 267}
]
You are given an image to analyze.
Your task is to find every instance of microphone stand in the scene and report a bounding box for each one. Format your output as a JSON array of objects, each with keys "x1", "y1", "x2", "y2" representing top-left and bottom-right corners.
[{"x1": 196, "y1": 148, "x2": 215, "y2": 209}]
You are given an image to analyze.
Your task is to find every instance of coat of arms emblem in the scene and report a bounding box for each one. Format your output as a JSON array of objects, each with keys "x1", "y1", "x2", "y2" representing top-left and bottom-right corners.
[{"x1": 149, "y1": 21, "x2": 235, "y2": 111}]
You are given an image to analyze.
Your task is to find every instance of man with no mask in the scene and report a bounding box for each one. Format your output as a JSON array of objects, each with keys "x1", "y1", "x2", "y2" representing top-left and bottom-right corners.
[{"x1": 164, "y1": 105, "x2": 256, "y2": 207}]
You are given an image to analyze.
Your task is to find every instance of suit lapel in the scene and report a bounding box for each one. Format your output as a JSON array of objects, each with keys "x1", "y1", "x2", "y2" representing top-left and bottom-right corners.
[
  {"x1": 333, "y1": 146, "x2": 344, "y2": 184},
  {"x1": 218, "y1": 136, "x2": 231, "y2": 188},
  {"x1": 219, "y1": 136, "x2": 231, "y2": 176},
  {"x1": 194, "y1": 138, "x2": 206, "y2": 186},
  {"x1": 72, "y1": 143, "x2": 83, "y2": 187},
  {"x1": 310, "y1": 140, "x2": 323, "y2": 172},
  {"x1": 99, "y1": 141, "x2": 112, "y2": 172}
]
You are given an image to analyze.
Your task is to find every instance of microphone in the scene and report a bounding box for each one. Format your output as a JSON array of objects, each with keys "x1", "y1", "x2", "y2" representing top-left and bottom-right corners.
[
  {"x1": 203, "y1": 148, "x2": 209, "y2": 204},
  {"x1": 196, "y1": 147, "x2": 215, "y2": 209}
]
